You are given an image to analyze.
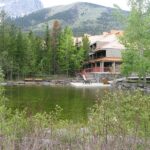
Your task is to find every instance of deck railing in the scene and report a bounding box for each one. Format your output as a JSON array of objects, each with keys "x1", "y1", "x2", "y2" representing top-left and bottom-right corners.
[{"x1": 83, "y1": 67, "x2": 113, "y2": 73}]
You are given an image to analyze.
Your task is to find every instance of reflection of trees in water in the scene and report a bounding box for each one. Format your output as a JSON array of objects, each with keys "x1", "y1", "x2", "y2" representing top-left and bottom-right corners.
[{"x1": 5, "y1": 86, "x2": 111, "y2": 121}]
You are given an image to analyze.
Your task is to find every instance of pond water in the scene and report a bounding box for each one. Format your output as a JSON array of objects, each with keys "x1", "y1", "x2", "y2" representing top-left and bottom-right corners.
[{"x1": 5, "y1": 86, "x2": 110, "y2": 122}]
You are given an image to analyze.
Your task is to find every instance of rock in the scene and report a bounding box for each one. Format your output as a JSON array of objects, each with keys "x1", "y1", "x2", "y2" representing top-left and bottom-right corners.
[{"x1": 101, "y1": 78, "x2": 109, "y2": 84}]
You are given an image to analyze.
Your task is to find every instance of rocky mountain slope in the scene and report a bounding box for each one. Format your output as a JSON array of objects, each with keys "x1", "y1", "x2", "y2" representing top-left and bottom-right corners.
[
  {"x1": 12, "y1": 2, "x2": 127, "y2": 36},
  {"x1": 0, "y1": 0, "x2": 43, "y2": 17}
]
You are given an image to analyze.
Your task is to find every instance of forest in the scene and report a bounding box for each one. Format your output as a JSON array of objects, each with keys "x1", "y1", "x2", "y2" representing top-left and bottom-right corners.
[{"x1": 0, "y1": 11, "x2": 89, "y2": 80}]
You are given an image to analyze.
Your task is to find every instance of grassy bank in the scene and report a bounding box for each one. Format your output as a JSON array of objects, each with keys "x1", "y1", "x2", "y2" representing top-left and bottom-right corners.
[{"x1": 0, "y1": 90, "x2": 150, "y2": 149}]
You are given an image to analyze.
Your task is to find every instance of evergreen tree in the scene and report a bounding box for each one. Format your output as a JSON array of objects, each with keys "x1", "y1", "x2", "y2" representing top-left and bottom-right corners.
[
  {"x1": 58, "y1": 27, "x2": 87, "y2": 75},
  {"x1": 34, "y1": 37, "x2": 45, "y2": 75},
  {"x1": 0, "y1": 12, "x2": 88, "y2": 78},
  {"x1": 25, "y1": 31, "x2": 38, "y2": 76},
  {"x1": 82, "y1": 35, "x2": 90, "y2": 61},
  {"x1": 70, "y1": 34, "x2": 90, "y2": 74},
  {"x1": 7, "y1": 25, "x2": 18, "y2": 79},
  {"x1": 44, "y1": 24, "x2": 51, "y2": 75},
  {"x1": 58, "y1": 27, "x2": 74, "y2": 75},
  {"x1": 0, "y1": 11, "x2": 13, "y2": 79},
  {"x1": 15, "y1": 29, "x2": 28, "y2": 79}
]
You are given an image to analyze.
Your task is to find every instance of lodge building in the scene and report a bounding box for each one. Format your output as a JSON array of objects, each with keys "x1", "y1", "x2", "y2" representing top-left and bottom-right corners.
[{"x1": 75, "y1": 30, "x2": 125, "y2": 75}]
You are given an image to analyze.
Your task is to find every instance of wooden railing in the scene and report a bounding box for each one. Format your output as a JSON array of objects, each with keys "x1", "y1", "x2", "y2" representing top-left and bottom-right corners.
[{"x1": 83, "y1": 67, "x2": 113, "y2": 73}]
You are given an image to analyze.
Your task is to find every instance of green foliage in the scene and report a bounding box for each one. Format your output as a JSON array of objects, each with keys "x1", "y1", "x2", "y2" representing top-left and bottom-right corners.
[
  {"x1": 120, "y1": 0, "x2": 150, "y2": 78},
  {"x1": 82, "y1": 35, "x2": 90, "y2": 60},
  {"x1": 121, "y1": 49, "x2": 138, "y2": 76},
  {"x1": 88, "y1": 91, "x2": 150, "y2": 138},
  {"x1": 0, "y1": 11, "x2": 45, "y2": 79},
  {"x1": 58, "y1": 27, "x2": 74, "y2": 75},
  {"x1": 0, "y1": 13, "x2": 87, "y2": 78},
  {"x1": 58, "y1": 26, "x2": 87, "y2": 75}
]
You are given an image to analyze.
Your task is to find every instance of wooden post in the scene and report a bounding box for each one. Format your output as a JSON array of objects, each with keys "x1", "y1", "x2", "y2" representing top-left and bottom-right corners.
[
  {"x1": 113, "y1": 62, "x2": 116, "y2": 73},
  {"x1": 100, "y1": 62, "x2": 104, "y2": 72}
]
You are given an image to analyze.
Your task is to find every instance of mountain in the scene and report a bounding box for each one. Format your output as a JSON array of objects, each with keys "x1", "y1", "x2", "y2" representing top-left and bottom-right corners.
[
  {"x1": 0, "y1": 0, "x2": 43, "y2": 17},
  {"x1": 11, "y1": 2, "x2": 128, "y2": 36}
]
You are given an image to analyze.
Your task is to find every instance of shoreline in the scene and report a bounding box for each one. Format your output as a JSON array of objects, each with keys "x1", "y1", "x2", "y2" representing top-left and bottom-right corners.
[
  {"x1": 1, "y1": 80, "x2": 71, "y2": 86},
  {"x1": 1, "y1": 78, "x2": 150, "y2": 93},
  {"x1": 0, "y1": 80, "x2": 113, "y2": 89}
]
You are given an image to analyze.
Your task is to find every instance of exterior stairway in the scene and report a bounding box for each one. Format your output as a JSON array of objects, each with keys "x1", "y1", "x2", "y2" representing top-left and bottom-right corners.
[
  {"x1": 79, "y1": 71, "x2": 97, "y2": 83},
  {"x1": 85, "y1": 73, "x2": 97, "y2": 83}
]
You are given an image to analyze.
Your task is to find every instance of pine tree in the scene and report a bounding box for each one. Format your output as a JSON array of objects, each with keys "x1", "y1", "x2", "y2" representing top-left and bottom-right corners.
[
  {"x1": 7, "y1": 25, "x2": 18, "y2": 79},
  {"x1": 15, "y1": 29, "x2": 28, "y2": 79},
  {"x1": 25, "y1": 31, "x2": 38, "y2": 77}
]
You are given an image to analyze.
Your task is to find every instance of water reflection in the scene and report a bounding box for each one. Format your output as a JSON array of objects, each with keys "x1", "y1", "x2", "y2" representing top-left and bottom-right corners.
[{"x1": 5, "y1": 86, "x2": 110, "y2": 121}]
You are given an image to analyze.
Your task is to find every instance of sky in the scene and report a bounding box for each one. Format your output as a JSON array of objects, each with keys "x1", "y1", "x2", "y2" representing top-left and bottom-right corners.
[{"x1": 41, "y1": 0, "x2": 129, "y2": 10}]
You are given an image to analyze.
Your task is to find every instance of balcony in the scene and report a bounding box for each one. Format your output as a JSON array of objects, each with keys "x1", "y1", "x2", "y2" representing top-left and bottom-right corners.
[{"x1": 89, "y1": 50, "x2": 106, "y2": 60}]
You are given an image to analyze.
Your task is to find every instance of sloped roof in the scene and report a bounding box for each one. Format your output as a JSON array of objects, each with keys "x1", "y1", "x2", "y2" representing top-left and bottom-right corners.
[
  {"x1": 74, "y1": 30, "x2": 125, "y2": 50},
  {"x1": 99, "y1": 40, "x2": 125, "y2": 50},
  {"x1": 92, "y1": 34, "x2": 125, "y2": 50}
]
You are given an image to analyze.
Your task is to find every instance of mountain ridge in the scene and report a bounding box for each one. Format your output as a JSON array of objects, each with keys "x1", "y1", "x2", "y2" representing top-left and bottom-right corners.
[{"x1": 11, "y1": 2, "x2": 128, "y2": 36}]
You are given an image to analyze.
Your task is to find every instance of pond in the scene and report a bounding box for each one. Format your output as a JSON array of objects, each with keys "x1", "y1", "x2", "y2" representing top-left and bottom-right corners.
[{"x1": 5, "y1": 86, "x2": 110, "y2": 122}]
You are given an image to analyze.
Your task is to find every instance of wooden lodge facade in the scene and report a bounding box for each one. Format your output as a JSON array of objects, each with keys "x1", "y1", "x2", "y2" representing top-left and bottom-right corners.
[{"x1": 78, "y1": 30, "x2": 125, "y2": 74}]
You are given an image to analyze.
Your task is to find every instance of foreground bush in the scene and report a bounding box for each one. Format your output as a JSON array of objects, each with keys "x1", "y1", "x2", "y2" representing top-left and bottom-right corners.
[
  {"x1": 87, "y1": 91, "x2": 150, "y2": 149},
  {"x1": 0, "y1": 90, "x2": 149, "y2": 150}
]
